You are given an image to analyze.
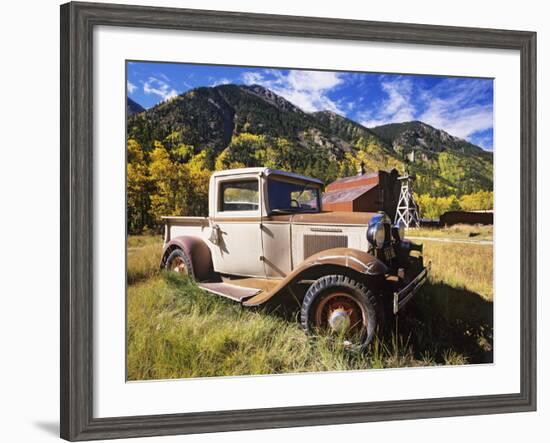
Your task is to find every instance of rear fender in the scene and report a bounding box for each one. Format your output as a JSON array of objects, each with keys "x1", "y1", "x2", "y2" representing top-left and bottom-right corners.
[{"x1": 161, "y1": 236, "x2": 213, "y2": 282}]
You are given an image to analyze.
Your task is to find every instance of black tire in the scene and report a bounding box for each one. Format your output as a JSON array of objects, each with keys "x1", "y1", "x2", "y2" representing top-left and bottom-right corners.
[
  {"x1": 164, "y1": 248, "x2": 195, "y2": 279},
  {"x1": 300, "y1": 275, "x2": 379, "y2": 349}
]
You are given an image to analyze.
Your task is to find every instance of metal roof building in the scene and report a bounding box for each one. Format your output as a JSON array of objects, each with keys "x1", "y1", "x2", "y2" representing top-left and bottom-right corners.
[{"x1": 322, "y1": 169, "x2": 401, "y2": 220}]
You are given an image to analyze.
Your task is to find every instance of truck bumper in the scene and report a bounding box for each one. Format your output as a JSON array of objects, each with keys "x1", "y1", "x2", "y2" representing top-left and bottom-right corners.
[{"x1": 392, "y1": 261, "x2": 431, "y2": 315}]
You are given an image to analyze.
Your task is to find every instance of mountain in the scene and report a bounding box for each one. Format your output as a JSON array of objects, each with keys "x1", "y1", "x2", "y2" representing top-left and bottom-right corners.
[
  {"x1": 370, "y1": 121, "x2": 493, "y2": 195},
  {"x1": 371, "y1": 121, "x2": 492, "y2": 161},
  {"x1": 128, "y1": 84, "x2": 387, "y2": 158},
  {"x1": 311, "y1": 111, "x2": 392, "y2": 152},
  {"x1": 127, "y1": 84, "x2": 493, "y2": 196},
  {"x1": 127, "y1": 97, "x2": 145, "y2": 116}
]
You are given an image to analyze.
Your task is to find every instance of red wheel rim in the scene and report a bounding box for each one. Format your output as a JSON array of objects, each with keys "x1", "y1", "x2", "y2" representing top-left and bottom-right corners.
[
  {"x1": 169, "y1": 256, "x2": 188, "y2": 275},
  {"x1": 314, "y1": 291, "x2": 367, "y2": 335}
]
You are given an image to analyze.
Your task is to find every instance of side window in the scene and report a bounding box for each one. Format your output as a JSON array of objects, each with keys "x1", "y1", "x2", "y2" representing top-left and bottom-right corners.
[{"x1": 219, "y1": 180, "x2": 259, "y2": 212}]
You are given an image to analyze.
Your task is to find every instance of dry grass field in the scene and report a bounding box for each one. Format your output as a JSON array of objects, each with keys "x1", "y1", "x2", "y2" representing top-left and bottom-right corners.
[
  {"x1": 127, "y1": 235, "x2": 164, "y2": 284},
  {"x1": 407, "y1": 224, "x2": 493, "y2": 242},
  {"x1": 126, "y1": 225, "x2": 493, "y2": 380}
]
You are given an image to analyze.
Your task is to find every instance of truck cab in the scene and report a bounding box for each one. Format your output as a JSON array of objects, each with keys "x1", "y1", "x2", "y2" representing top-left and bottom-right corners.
[{"x1": 208, "y1": 168, "x2": 323, "y2": 278}]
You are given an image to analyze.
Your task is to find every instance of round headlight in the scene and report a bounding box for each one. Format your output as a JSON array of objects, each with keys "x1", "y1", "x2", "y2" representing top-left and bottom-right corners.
[{"x1": 367, "y1": 222, "x2": 386, "y2": 248}]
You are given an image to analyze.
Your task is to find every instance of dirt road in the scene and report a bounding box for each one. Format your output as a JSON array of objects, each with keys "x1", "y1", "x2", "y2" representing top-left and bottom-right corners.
[{"x1": 407, "y1": 236, "x2": 493, "y2": 246}]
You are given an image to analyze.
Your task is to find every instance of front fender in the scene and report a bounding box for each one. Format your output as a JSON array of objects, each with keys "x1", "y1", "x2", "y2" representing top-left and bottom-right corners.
[
  {"x1": 161, "y1": 236, "x2": 213, "y2": 281},
  {"x1": 243, "y1": 248, "x2": 388, "y2": 307},
  {"x1": 301, "y1": 247, "x2": 388, "y2": 276}
]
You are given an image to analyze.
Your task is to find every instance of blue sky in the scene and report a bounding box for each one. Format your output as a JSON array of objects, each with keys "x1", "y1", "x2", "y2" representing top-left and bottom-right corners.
[{"x1": 127, "y1": 61, "x2": 494, "y2": 151}]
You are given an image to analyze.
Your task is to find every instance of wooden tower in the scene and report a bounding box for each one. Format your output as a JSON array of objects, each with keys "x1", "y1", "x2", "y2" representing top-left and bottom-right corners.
[{"x1": 394, "y1": 174, "x2": 420, "y2": 228}]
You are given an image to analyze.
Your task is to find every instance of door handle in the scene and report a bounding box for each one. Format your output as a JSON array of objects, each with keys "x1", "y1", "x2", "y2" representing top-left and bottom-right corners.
[{"x1": 209, "y1": 223, "x2": 222, "y2": 245}]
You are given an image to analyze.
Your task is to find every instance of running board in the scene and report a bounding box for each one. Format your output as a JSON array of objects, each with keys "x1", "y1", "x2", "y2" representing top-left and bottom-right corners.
[{"x1": 198, "y1": 282, "x2": 262, "y2": 302}]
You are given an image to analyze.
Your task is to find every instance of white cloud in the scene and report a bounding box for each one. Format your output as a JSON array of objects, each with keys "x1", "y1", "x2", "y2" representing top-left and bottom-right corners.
[
  {"x1": 127, "y1": 80, "x2": 137, "y2": 94},
  {"x1": 143, "y1": 76, "x2": 178, "y2": 102},
  {"x1": 418, "y1": 79, "x2": 493, "y2": 140},
  {"x1": 360, "y1": 77, "x2": 416, "y2": 127},
  {"x1": 242, "y1": 72, "x2": 264, "y2": 85},
  {"x1": 421, "y1": 102, "x2": 493, "y2": 139},
  {"x1": 156, "y1": 72, "x2": 170, "y2": 82},
  {"x1": 345, "y1": 101, "x2": 356, "y2": 112},
  {"x1": 210, "y1": 77, "x2": 231, "y2": 87},
  {"x1": 357, "y1": 76, "x2": 493, "y2": 148},
  {"x1": 241, "y1": 69, "x2": 344, "y2": 113},
  {"x1": 286, "y1": 70, "x2": 343, "y2": 92}
]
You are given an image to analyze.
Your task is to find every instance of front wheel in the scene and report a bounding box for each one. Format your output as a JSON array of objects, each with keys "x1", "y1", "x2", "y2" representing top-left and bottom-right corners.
[{"x1": 300, "y1": 275, "x2": 379, "y2": 349}]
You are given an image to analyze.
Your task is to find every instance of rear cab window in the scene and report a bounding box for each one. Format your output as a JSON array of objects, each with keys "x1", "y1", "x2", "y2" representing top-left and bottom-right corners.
[{"x1": 219, "y1": 179, "x2": 259, "y2": 212}]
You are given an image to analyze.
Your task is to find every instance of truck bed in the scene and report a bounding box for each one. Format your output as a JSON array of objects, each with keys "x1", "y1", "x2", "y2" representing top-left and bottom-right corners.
[{"x1": 162, "y1": 216, "x2": 209, "y2": 243}]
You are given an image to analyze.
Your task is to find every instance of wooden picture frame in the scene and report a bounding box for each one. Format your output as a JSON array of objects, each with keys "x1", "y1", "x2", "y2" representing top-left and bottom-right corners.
[{"x1": 60, "y1": 1, "x2": 537, "y2": 440}]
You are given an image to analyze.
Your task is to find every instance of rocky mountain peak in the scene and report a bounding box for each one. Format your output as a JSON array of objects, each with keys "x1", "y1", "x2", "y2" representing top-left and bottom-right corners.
[
  {"x1": 371, "y1": 120, "x2": 488, "y2": 157},
  {"x1": 236, "y1": 84, "x2": 304, "y2": 114}
]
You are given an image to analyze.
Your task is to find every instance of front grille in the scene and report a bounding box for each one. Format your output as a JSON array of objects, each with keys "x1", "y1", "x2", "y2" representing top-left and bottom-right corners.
[{"x1": 303, "y1": 234, "x2": 348, "y2": 259}]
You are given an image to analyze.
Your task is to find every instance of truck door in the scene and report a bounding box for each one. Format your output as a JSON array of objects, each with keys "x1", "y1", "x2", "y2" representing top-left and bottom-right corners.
[{"x1": 209, "y1": 176, "x2": 266, "y2": 278}]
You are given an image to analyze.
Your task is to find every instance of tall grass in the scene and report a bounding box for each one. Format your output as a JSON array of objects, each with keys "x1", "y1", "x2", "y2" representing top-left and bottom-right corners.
[
  {"x1": 128, "y1": 234, "x2": 163, "y2": 248},
  {"x1": 128, "y1": 273, "x2": 363, "y2": 379},
  {"x1": 127, "y1": 235, "x2": 164, "y2": 284},
  {"x1": 127, "y1": 273, "x2": 458, "y2": 380},
  {"x1": 422, "y1": 241, "x2": 493, "y2": 301},
  {"x1": 126, "y1": 233, "x2": 493, "y2": 380}
]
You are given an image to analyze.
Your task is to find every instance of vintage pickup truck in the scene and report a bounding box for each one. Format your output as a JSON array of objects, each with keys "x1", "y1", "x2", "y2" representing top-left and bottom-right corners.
[{"x1": 161, "y1": 167, "x2": 429, "y2": 348}]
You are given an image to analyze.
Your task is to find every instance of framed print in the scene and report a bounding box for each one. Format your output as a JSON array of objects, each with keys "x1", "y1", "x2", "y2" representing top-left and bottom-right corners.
[{"x1": 60, "y1": 1, "x2": 537, "y2": 441}]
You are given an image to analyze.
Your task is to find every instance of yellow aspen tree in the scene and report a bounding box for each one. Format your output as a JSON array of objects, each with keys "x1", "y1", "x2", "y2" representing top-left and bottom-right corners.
[{"x1": 127, "y1": 139, "x2": 149, "y2": 233}]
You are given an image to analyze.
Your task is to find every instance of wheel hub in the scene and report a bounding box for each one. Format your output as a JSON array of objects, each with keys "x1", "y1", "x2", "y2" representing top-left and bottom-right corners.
[
  {"x1": 328, "y1": 308, "x2": 351, "y2": 332},
  {"x1": 314, "y1": 292, "x2": 365, "y2": 335},
  {"x1": 170, "y1": 257, "x2": 188, "y2": 274}
]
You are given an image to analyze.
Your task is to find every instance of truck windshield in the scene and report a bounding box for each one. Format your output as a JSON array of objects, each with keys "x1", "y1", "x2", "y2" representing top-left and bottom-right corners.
[{"x1": 267, "y1": 178, "x2": 321, "y2": 213}]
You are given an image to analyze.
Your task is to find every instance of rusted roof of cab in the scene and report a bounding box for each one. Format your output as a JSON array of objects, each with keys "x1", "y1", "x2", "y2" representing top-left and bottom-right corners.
[{"x1": 212, "y1": 167, "x2": 324, "y2": 186}]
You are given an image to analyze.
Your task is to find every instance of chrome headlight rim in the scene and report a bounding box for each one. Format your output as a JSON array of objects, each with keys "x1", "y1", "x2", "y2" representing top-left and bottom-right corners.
[{"x1": 367, "y1": 222, "x2": 386, "y2": 249}]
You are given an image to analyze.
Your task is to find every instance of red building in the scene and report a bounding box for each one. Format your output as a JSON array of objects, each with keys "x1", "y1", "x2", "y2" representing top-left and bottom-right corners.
[{"x1": 323, "y1": 169, "x2": 401, "y2": 221}]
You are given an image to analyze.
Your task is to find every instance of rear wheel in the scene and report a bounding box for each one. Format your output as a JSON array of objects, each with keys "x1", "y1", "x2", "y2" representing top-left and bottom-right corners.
[
  {"x1": 301, "y1": 275, "x2": 379, "y2": 350},
  {"x1": 164, "y1": 249, "x2": 195, "y2": 279}
]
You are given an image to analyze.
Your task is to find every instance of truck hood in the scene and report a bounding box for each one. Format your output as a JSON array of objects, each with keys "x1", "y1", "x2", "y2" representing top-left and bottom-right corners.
[{"x1": 289, "y1": 211, "x2": 380, "y2": 226}]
